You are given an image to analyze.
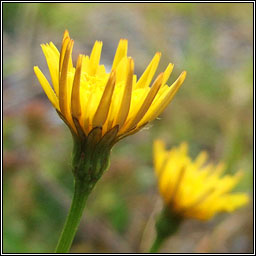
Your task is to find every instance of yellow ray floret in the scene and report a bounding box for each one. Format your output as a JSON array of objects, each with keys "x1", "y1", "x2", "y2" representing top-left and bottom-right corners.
[
  {"x1": 153, "y1": 140, "x2": 249, "y2": 220},
  {"x1": 34, "y1": 30, "x2": 186, "y2": 141}
]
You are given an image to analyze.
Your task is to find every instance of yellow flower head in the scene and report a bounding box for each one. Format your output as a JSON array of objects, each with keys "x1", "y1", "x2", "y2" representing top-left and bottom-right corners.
[
  {"x1": 34, "y1": 30, "x2": 186, "y2": 143},
  {"x1": 154, "y1": 140, "x2": 249, "y2": 220}
]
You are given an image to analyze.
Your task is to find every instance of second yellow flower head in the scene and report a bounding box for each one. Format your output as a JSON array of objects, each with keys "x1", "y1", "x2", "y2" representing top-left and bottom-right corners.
[
  {"x1": 154, "y1": 140, "x2": 249, "y2": 220},
  {"x1": 34, "y1": 30, "x2": 186, "y2": 142}
]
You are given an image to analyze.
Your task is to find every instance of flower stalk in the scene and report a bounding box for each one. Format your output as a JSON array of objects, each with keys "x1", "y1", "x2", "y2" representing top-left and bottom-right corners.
[
  {"x1": 34, "y1": 30, "x2": 187, "y2": 253},
  {"x1": 55, "y1": 125, "x2": 118, "y2": 253},
  {"x1": 149, "y1": 208, "x2": 182, "y2": 253},
  {"x1": 55, "y1": 178, "x2": 91, "y2": 253}
]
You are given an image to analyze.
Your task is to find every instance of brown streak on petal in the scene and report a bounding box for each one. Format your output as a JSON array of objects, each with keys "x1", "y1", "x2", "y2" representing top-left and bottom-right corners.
[
  {"x1": 59, "y1": 40, "x2": 74, "y2": 117},
  {"x1": 92, "y1": 70, "x2": 116, "y2": 127},
  {"x1": 126, "y1": 72, "x2": 164, "y2": 130},
  {"x1": 71, "y1": 55, "x2": 83, "y2": 118},
  {"x1": 59, "y1": 34, "x2": 71, "y2": 78},
  {"x1": 115, "y1": 57, "x2": 134, "y2": 128},
  {"x1": 148, "y1": 71, "x2": 186, "y2": 122}
]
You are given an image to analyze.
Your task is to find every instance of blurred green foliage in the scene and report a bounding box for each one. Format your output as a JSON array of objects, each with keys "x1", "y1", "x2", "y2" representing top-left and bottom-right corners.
[{"x1": 3, "y1": 2, "x2": 253, "y2": 253}]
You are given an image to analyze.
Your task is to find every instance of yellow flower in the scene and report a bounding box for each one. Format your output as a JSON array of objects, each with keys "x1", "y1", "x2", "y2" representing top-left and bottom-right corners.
[
  {"x1": 154, "y1": 140, "x2": 249, "y2": 220},
  {"x1": 34, "y1": 30, "x2": 186, "y2": 142}
]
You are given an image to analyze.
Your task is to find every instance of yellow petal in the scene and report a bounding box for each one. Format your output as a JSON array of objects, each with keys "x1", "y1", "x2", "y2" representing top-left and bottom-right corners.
[
  {"x1": 41, "y1": 43, "x2": 59, "y2": 96},
  {"x1": 168, "y1": 166, "x2": 187, "y2": 204},
  {"x1": 135, "y1": 52, "x2": 161, "y2": 89},
  {"x1": 218, "y1": 193, "x2": 249, "y2": 212},
  {"x1": 82, "y1": 55, "x2": 90, "y2": 74},
  {"x1": 115, "y1": 57, "x2": 134, "y2": 128},
  {"x1": 88, "y1": 41, "x2": 103, "y2": 76},
  {"x1": 124, "y1": 72, "x2": 164, "y2": 131},
  {"x1": 158, "y1": 71, "x2": 187, "y2": 114},
  {"x1": 71, "y1": 54, "x2": 83, "y2": 118},
  {"x1": 115, "y1": 57, "x2": 128, "y2": 85},
  {"x1": 162, "y1": 63, "x2": 174, "y2": 86},
  {"x1": 153, "y1": 140, "x2": 167, "y2": 176},
  {"x1": 34, "y1": 66, "x2": 59, "y2": 109},
  {"x1": 178, "y1": 142, "x2": 188, "y2": 155},
  {"x1": 59, "y1": 31, "x2": 71, "y2": 76},
  {"x1": 153, "y1": 139, "x2": 249, "y2": 220},
  {"x1": 49, "y1": 42, "x2": 60, "y2": 57},
  {"x1": 211, "y1": 162, "x2": 226, "y2": 177},
  {"x1": 96, "y1": 64, "x2": 107, "y2": 76},
  {"x1": 62, "y1": 29, "x2": 70, "y2": 43},
  {"x1": 138, "y1": 71, "x2": 186, "y2": 125},
  {"x1": 194, "y1": 151, "x2": 208, "y2": 169},
  {"x1": 112, "y1": 39, "x2": 128, "y2": 70},
  {"x1": 92, "y1": 70, "x2": 116, "y2": 127},
  {"x1": 216, "y1": 171, "x2": 244, "y2": 194},
  {"x1": 59, "y1": 39, "x2": 74, "y2": 118}
]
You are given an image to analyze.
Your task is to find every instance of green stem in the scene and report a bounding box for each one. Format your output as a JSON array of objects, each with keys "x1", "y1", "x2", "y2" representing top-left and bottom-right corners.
[
  {"x1": 149, "y1": 235, "x2": 165, "y2": 253},
  {"x1": 148, "y1": 208, "x2": 183, "y2": 253},
  {"x1": 54, "y1": 127, "x2": 115, "y2": 253},
  {"x1": 55, "y1": 180, "x2": 90, "y2": 253}
]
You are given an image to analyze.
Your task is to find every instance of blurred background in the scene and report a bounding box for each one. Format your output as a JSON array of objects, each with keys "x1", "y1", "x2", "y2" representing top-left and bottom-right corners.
[{"x1": 3, "y1": 2, "x2": 253, "y2": 253}]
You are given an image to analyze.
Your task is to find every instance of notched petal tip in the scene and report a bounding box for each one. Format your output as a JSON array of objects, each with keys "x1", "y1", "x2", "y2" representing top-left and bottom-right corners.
[
  {"x1": 33, "y1": 66, "x2": 39, "y2": 71},
  {"x1": 169, "y1": 70, "x2": 187, "y2": 90},
  {"x1": 156, "y1": 72, "x2": 164, "y2": 81},
  {"x1": 168, "y1": 63, "x2": 174, "y2": 71},
  {"x1": 161, "y1": 63, "x2": 174, "y2": 86},
  {"x1": 93, "y1": 40, "x2": 103, "y2": 50},
  {"x1": 127, "y1": 57, "x2": 135, "y2": 74},
  {"x1": 180, "y1": 70, "x2": 187, "y2": 81},
  {"x1": 112, "y1": 39, "x2": 128, "y2": 70},
  {"x1": 172, "y1": 71, "x2": 187, "y2": 90},
  {"x1": 88, "y1": 40, "x2": 103, "y2": 75},
  {"x1": 62, "y1": 30, "x2": 70, "y2": 41},
  {"x1": 119, "y1": 38, "x2": 128, "y2": 46},
  {"x1": 156, "y1": 52, "x2": 162, "y2": 57},
  {"x1": 153, "y1": 52, "x2": 162, "y2": 64}
]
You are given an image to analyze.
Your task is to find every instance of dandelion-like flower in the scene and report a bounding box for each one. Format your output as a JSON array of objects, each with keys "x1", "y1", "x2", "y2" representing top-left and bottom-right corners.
[
  {"x1": 154, "y1": 140, "x2": 249, "y2": 220},
  {"x1": 34, "y1": 30, "x2": 186, "y2": 145},
  {"x1": 33, "y1": 31, "x2": 186, "y2": 253}
]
